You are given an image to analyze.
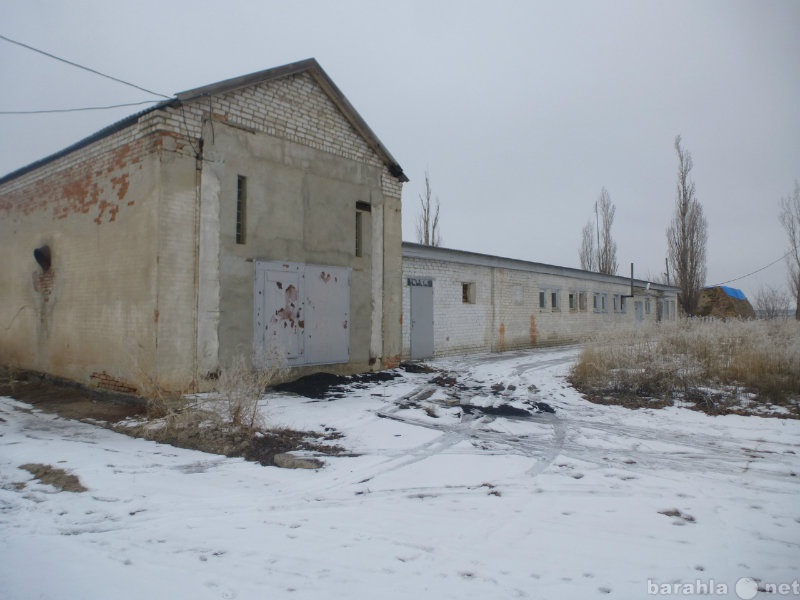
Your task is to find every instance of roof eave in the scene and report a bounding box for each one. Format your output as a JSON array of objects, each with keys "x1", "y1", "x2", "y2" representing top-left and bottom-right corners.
[
  {"x1": 0, "y1": 99, "x2": 177, "y2": 186},
  {"x1": 402, "y1": 242, "x2": 680, "y2": 292}
]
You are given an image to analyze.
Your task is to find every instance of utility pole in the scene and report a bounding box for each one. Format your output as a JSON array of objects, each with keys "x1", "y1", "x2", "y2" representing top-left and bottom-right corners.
[
  {"x1": 665, "y1": 257, "x2": 671, "y2": 286},
  {"x1": 595, "y1": 201, "x2": 600, "y2": 261}
]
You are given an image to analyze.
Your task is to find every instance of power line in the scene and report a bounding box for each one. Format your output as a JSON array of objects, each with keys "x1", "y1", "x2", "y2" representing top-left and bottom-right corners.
[
  {"x1": 711, "y1": 251, "x2": 791, "y2": 287},
  {"x1": 0, "y1": 33, "x2": 171, "y2": 99},
  {"x1": 0, "y1": 100, "x2": 163, "y2": 115}
]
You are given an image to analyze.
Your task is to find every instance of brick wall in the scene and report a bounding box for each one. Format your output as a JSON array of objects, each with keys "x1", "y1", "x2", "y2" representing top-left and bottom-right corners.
[
  {"x1": 0, "y1": 131, "x2": 162, "y2": 392},
  {"x1": 402, "y1": 257, "x2": 494, "y2": 357},
  {"x1": 152, "y1": 72, "x2": 401, "y2": 201},
  {"x1": 402, "y1": 254, "x2": 675, "y2": 360}
]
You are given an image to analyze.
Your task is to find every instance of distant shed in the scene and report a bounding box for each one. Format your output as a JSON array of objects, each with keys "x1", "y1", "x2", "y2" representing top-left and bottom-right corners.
[{"x1": 697, "y1": 286, "x2": 755, "y2": 319}]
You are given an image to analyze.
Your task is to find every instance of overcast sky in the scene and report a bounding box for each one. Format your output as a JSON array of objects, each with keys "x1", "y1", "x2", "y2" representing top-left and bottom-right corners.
[{"x1": 2, "y1": 0, "x2": 798, "y2": 302}]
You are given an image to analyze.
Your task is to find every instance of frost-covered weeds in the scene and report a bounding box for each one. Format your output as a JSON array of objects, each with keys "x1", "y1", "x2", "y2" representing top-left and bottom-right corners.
[
  {"x1": 214, "y1": 354, "x2": 287, "y2": 432},
  {"x1": 124, "y1": 354, "x2": 289, "y2": 458},
  {"x1": 570, "y1": 319, "x2": 800, "y2": 417}
]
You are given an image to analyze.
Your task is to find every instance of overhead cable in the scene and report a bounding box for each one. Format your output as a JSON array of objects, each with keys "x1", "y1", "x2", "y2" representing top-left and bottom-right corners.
[
  {"x1": 710, "y1": 251, "x2": 791, "y2": 287},
  {"x1": 0, "y1": 33, "x2": 172, "y2": 99},
  {"x1": 0, "y1": 100, "x2": 163, "y2": 115}
]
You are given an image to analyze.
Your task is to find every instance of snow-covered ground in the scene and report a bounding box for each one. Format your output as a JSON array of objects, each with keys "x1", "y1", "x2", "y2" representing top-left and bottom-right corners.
[{"x1": 1, "y1": 347, "x2": 798, "y2": 599}]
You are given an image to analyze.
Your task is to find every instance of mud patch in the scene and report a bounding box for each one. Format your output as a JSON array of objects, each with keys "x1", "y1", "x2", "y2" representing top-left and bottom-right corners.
[
  {"x1": 131, "y1": 419, "x2": 348, "y2": 467},
  {"x1": 0, "y1": 370, "x2": 146, "y2": 424},
  {"x1": 400, "y1": 362, "x2": 437, "y2": 374},
  {"x1": 274, "y1": 371, "x2": 400, "y2": 399},
  {"x1": 244, "y1": 428, "x2": 348, "y2": 466},
  {"x1": 461, "y1": 402, "x2": 554, "y2": 417},
  {"x1": 19, "y1": 463, "x2": 87, "y2": 493}
]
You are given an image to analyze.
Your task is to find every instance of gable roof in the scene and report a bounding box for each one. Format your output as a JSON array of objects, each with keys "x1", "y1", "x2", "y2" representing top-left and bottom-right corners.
[{"x1": 0, "y1": 58, "x2": 407, "y2": 185}]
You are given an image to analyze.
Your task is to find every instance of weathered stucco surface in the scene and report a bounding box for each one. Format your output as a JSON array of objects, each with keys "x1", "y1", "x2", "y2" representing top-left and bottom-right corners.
[
  {"x1": 200, "y1": 120, "x2": 394, "y2": 377},
  {"x1": 0, "y1": 61, "x2": 405, "y2": 393}
]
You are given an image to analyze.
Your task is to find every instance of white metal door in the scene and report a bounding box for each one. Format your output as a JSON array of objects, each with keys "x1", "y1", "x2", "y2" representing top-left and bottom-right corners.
[
  {"x1": 410, "y1": 279, "x2": 434, "y2": 360},
  {"x1": 254, "y1": 261, "x2": 350, "y2": 368}
]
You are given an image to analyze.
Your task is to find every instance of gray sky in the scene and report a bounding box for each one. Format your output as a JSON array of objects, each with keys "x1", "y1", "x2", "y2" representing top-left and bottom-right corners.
[{"x1": 2, "y1": 0, "x2": 798, "y2": 302}]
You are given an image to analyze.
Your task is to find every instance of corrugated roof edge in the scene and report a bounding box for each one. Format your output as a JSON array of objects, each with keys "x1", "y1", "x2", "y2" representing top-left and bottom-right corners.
[
  {"x1": 402, "y1": 242, "x2": 680, "y2": 292},
  {"x1": 0, "y1": 58, "x2": 407, "y2": 186}
]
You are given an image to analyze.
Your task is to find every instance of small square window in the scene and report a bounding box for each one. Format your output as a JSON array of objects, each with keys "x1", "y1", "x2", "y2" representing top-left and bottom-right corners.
[
  {"x1": 594, "y1": 293, "x2": 608, "y2": 312},
  {"x1": 462, "y1": 282, "x2": 476, "y2": 304}
]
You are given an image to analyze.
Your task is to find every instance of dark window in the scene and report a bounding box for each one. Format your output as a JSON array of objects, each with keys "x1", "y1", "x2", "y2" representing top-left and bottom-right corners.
[
  {"x1": 355, "y1": 202, "x2": 370, "y2": 258},
  {"x1": 355, "y1": 211, "x2": 363, "y2": 257},
  {"x1": 236, "y1": 175, "x2": 247, "y2": 245},
  {"x1": 462, "y1": 282, "x2": 476, "y2": 304}
]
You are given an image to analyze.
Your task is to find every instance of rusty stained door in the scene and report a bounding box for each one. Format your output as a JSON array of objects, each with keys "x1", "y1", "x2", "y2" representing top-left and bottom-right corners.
[
  {"x1": 254, "y1": 262, "x2": 304, "y2": 366},
  {"x1": 254, "y1": 261, "x2": 349, "y2": 368}
]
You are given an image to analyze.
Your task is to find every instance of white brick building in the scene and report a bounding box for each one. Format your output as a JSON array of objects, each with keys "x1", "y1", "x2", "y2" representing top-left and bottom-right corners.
[
  {"x1": 0, "y1": 59, "x2": 406, "y2": 393},
  {"x1": 402, "y1": 243, "x2": 678, "y2": 359}
]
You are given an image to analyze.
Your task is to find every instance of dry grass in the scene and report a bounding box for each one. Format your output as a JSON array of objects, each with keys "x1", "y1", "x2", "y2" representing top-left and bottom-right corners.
[
  {"x1": 213, "y1": 354, "x2": 287, "y2": 432},
  {"x1": 126, "y1": 354, "x2": 288, "y2": 456},
  {"x1": 19, "y1": 463, "x2": 88, "y2": 493},
  {"x1": 569, "y1": 319, "x2": 800, "y2": 417}
]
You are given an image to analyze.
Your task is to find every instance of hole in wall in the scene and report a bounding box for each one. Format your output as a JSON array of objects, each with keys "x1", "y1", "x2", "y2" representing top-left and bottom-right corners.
[{"x1": 34, "y1": 245, "x2": 51, "y2": 272}]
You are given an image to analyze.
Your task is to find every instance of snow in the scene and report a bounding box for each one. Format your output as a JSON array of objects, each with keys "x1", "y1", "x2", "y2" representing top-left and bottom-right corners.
[{"x1": 1, "y1": 347, "x2": 798, "y2": 599}]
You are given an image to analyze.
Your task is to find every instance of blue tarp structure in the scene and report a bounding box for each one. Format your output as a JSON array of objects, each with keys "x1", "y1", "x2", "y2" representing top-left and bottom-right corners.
[{"x1": 719, "y1": 286, "x2": 747, "y2": 301}]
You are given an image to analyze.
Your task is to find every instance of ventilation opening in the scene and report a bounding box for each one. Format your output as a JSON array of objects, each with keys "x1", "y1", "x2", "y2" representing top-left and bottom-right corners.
[{"x1": 34, "y1": 245, "x2": 51, "y2": 272}]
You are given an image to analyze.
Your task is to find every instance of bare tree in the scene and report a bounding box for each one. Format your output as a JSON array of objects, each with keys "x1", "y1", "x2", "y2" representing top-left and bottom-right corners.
[
  {"x1": 667, "y1": 135, "x2": 708, "y2": 316},
  {"x1": 779, "y1": 181, "x2": 800, "y2": 320},
  {"x1": 578, "y1": 187, "x2": 617, "y2": 274},
  {"x1": 415, "y1": 170, "x2": 441, "y2": 246},
  {"x1": 596, "y1": 188, "x2": 618, "y2": 275},
  {"x1": 754, "y1": 284, "x2": 791, "y2": 320},
  {"x1": 579, "y1": 220, "x2": 596, "y2": 271}
]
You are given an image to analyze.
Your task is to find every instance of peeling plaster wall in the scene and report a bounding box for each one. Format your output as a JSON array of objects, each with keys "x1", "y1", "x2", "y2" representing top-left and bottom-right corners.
[{"x1": 0, "y1": 128, "x2": 163, "y2": 392}]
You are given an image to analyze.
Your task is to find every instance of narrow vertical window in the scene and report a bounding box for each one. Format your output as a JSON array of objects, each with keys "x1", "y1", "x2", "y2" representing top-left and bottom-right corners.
[
  {"x1": 355, "y1": 211, "x2": 363, "y2": 257},
  {"x1": 355, "y1": 201, "x2": 370, "y2": 258},
  {"x1": 236, "y1": 175, "x2": 247, "y2": 245}
]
